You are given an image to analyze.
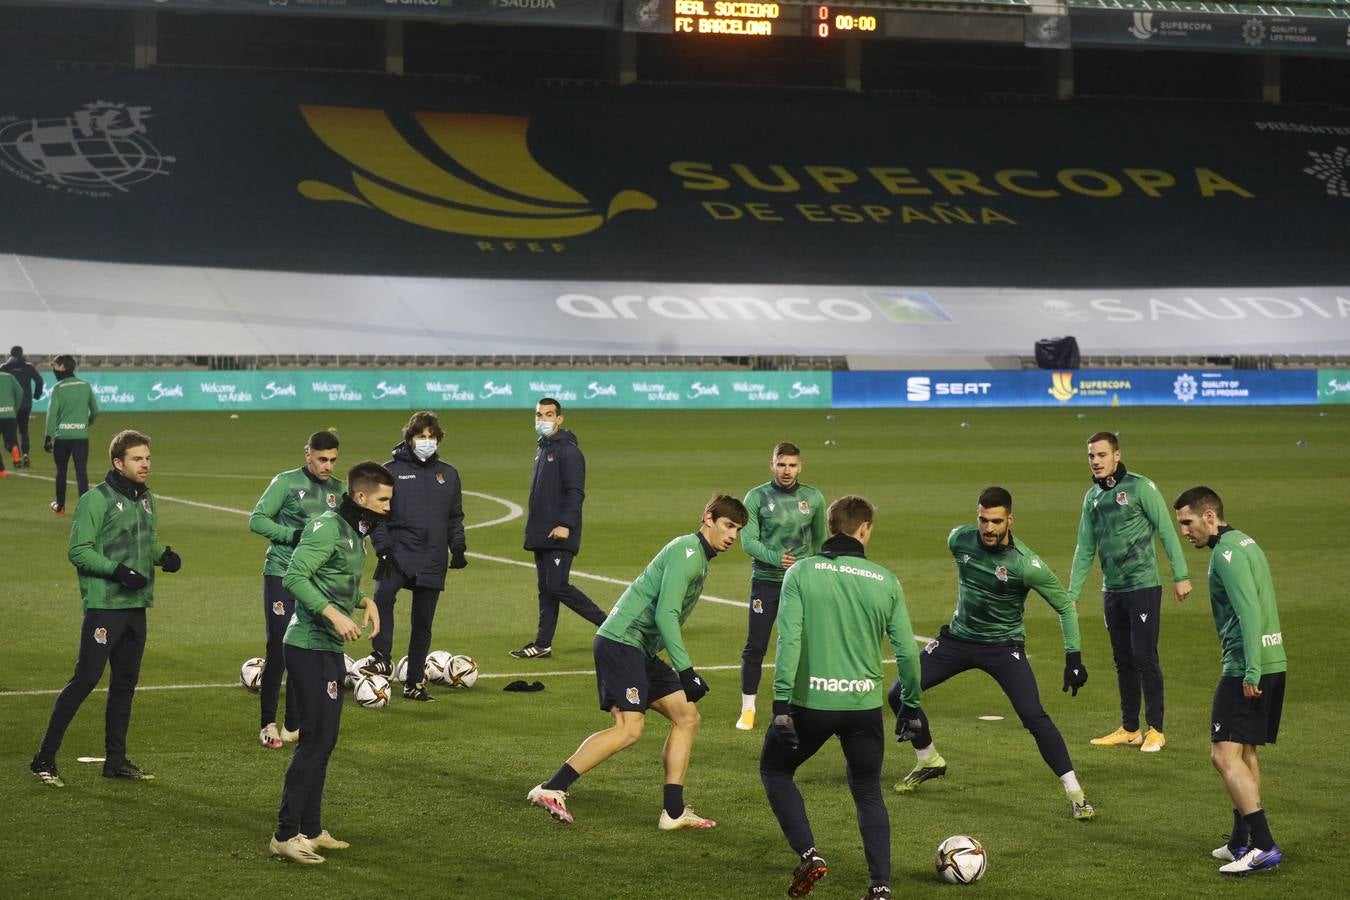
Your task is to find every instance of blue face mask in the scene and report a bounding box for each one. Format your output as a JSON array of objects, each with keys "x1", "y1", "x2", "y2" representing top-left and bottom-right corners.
[
  {"x1": 413, "y1": 438, "x2": 438, "y2": 461},
  {"x1": 534, "y1": 420, "x2": 556, "y2": 439}
]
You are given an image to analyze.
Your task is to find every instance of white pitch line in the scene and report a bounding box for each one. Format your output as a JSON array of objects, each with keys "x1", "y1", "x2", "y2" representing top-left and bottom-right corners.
[{"x1": 0, "y1": 655, "x2": 931, "y2": 698}]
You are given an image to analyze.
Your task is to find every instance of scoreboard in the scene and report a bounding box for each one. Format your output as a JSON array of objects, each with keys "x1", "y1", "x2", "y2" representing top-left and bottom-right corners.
[{"x1": 667, "y1": 1, "x2": 897, "y2": 39}]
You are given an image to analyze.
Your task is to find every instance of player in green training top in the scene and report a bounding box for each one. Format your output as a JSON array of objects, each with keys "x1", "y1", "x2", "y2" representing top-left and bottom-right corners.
[
  {"x1": 528, "y1": 494, "x2": 748, "y2": 830},
  {"x1": 1174, "y1": 486, "x2": 1287, "y2": 876},
  {"x1": 736, "y1": 441, "x2": 827, "y2": 732},
  {"x1": 44, "y1": 354, "x2": 100, "y2": 514},
  {"x1": 1070, "y1": 432, "x2": 1191, "y2": 753},
  {"x1": 888, "y1": 486, "x2": 1096, "y2": 821},
  {"x1": 248, "y1": 430, "x2": 344, "y2": 749},
  {"x1": 31, "y1": 430, "x2": 182, "y2": 788},
  {"x1": 268, "y1": 460, "x2": 390, "y2": 865},
  {"x1": 761, "y1": 496, "x2": 921, "y2": 900}
]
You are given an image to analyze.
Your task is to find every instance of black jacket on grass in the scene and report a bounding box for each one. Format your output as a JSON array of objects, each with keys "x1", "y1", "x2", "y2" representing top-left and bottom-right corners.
[
  {"x1": 524, "y1": 428, "x2": 586, "y2": 556},
  {"x1": 371, "y1": 442, "x2": 465, "y2": 592}
]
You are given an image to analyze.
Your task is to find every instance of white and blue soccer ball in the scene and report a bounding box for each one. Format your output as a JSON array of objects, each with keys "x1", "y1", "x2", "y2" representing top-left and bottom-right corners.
[
  {"x1": 353, "y1": 673, "x2": 391, "y2": 709},
  {"x1": 447, "y1": 654, "x2": 478, "y2": 689},
  {"x1": 240, "y1": 657, "x2": 266, "y2": 691},
  {"x1": 935, "y1": 835, "x2": 987, "y2": 884},
  {"x1": 424, "y1": 650, "x2": 453, "y2": 685}
]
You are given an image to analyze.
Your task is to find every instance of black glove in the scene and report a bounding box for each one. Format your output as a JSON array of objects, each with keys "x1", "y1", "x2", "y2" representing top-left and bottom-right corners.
[
  {"x1": 290, "y1": 529, "x2": 303, "y2": 546},
  {"x1": 449, "y1": 549, "x2": 468, "y2": 570},
  {"x1": 895, "y1": 704, "x2": 923, "y2": 743},
  {"x1": 112, "y1": 564, "x2": 148, "y2": 590},
  {"x1": 771, "y1": 700, "x2": 799, "y2": 750},
  {"x1": 374, "y1": 552, "x2": 402, "y2": 582},
  {"x1": 43, "y1": 435, "x2": 53, "y2": 453},
  {"x1": 158, "y1": 546, "x2": 182, "y2": 573},
  {"x1": 678, "y1": 667, "x2": 710, "y2": 704},
  {"x1": 1062, "y1": 651, "x2": 1088, "y2": 697}
]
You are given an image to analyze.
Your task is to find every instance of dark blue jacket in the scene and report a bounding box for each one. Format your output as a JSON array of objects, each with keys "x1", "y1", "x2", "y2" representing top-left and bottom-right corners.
[
  {"x1": 372, "y1": 442, "x2": 465, "y2": 591},
  {"x1": 0, "y1": 355, "x2": 44, "y2": 408},
  {"x1": 524, "y1": 428, "x2": 585, "y2": 555}
]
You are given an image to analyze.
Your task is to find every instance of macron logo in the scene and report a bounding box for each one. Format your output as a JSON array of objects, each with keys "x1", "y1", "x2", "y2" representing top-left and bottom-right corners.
[
  {"x1": 685, "y1": 547, "x2": 695, "y2": 558},
  {"x1": 809, "y1": 676, "x2": 876, "y2": 694},
  {"x1": 1261, "y1": 632, "x2": 1283, "y2": 647}
]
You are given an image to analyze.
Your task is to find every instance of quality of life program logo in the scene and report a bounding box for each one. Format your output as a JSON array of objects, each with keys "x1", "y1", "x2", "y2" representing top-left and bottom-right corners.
[
  {"x1": 0, "y1": 101, "x2": 174, "y2": 196},
  {"x1": 297, "y1": 106, "x2": 656, "y2": 243}
]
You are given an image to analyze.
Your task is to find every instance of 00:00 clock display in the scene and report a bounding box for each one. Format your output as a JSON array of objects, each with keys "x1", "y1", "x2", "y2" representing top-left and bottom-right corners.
[{"x1": 814, "y1": 6, "x2": 879, "y2": 37}]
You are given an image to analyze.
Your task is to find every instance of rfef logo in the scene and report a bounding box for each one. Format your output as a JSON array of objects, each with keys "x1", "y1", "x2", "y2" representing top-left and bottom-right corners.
[{"x1": 298, "y1": 107, "x2": 656, "y2": 240}]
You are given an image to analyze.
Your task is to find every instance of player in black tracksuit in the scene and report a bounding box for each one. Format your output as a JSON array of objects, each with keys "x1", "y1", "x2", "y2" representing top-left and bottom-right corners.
[
  {"x1": 1, "y1": 346, "x2": 44, "y2": 467},
  {"x1": 509, "y1": 398, "x2": 606, "y2": 660},
  {"x1": 365, "y1": 412, "x2": 466, "y2": 700}
]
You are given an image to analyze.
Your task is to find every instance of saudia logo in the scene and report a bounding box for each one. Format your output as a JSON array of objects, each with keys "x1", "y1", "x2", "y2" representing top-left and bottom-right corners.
[{"x1": 297, "y1": 107, "x2": 656, "y2": 242}]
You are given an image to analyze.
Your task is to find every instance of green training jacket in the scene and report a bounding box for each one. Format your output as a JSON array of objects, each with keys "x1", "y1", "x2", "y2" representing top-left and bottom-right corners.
[
  {"x1": 1069, "y1": 469, "x2": 1189, "y2": 598},
  {"x1": 45, "y1": 375, "x2": 100, "y2": 439},
  {"x1": 283, "y1": 508, "x2": 368, "y2": 654},
  {"x1": 1207, "y1": 527, "x2": 1286, "y2": 684},
  {"x1": 249, "y1": 467, "x2": 345, "y2": 577},
  {"x1": 68, "y1": 473, "x2": 165, "y2": 610},
  {"x1": 741, "y1": 481, "x2": 827, "y2": 583},
  {"x1": 597, "y1": 532, "x2": 713, "y2": 672}
]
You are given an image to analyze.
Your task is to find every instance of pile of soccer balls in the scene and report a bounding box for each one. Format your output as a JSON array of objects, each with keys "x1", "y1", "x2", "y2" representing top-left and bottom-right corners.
[{"x1": 239, "y1": 651, "x2": 478, "y2": 710}]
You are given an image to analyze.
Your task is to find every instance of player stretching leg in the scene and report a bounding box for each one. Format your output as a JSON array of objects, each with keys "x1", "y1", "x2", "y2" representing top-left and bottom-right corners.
[{"x1": 888, "y1": 487, "x2": 1096, "y2": 821}]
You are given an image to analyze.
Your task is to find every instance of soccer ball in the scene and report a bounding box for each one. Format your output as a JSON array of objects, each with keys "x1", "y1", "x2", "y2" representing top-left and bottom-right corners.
[
  {"x1": 394, "y1": 655, "x2": 409, "y2": 683},
  {"x1": 353, "y1": 674, "x2": 391, "y2": 709},
  {"x1": 935, "y1": 835, "x2": 987, "y2": 884},
  {"x1": 240, "y1": 657, "x2": 266, "y2": 691},
  {"x1": 424, "y1": 650, "x2": 453, "y2": 685},
  {"x1": 447, "y1": 654, "x2": 478, "y2": 688},
  {"x1": 345, "y1": 654, "x2": 367, "y2": 688}
]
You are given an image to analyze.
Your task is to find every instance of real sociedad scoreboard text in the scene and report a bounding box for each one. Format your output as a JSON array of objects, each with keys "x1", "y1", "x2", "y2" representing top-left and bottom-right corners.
[{"x1": 672, "y1": 1, "x2": 894, "y2": 39}]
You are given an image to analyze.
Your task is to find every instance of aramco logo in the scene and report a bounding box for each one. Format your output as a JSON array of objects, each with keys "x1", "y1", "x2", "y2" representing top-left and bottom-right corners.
[{"x1": 297, "y1": 106, "x2": 656, "y2": 239}]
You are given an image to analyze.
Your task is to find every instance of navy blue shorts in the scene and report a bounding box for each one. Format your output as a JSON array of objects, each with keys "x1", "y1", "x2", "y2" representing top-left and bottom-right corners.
[
  {"x1": 593, "y1": 634, "x2": 682, "y2": 713},
  {"x1": 1211, "y1": 672, "x2": 1285, "y2": 746}
]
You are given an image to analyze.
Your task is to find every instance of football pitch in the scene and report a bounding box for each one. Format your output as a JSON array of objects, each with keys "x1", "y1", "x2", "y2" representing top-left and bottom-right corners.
[{"x1": 2, "y1": 405, "x2": 1344, "y2": 898}]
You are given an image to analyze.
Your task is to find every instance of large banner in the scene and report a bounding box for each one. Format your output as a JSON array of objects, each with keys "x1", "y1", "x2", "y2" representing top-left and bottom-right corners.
[
  {"x1": 1, "y1": 68, "x2": 1349, "y2": 292},
  {"x1": 1070, "y1": 9, "x2": 1350, "y2": 56},
  {"x1": 834, "y1": 369, "x2": 1318, "y2": 408},
  {"x1": 1318, "y1": 369, "x2": 1350, "y2": 404},
  {"x1": 0, "y1": 0, "x2": 620, "y2": 26},
  {"x1": 27, "y1": 369, "x2": 832, "y2": 411}
]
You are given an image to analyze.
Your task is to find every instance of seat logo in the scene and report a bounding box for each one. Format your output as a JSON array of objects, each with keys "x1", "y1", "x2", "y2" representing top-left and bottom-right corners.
[{"x1": 297, "y1": 106, "x2": 656, "y2": 239}]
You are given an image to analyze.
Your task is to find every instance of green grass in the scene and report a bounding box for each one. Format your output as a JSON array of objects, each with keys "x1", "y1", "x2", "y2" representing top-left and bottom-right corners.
[{"x1": 2, "y1": 406, "x2": 1346, "y2": 898}]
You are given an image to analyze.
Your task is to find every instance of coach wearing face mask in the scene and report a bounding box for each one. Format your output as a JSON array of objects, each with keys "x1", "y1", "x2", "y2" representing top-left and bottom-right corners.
[{"x1": 362, "y1": 411, "x2": 467, "y2": 702}]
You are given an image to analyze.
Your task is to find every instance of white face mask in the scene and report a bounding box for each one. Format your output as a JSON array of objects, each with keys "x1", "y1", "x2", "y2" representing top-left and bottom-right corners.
[
  {"x1": 534, "y1": 420, "x2": 556, "y2": 439},
  {"x1": 412, "y1": 438, "x2": 438, "y2": 461}
]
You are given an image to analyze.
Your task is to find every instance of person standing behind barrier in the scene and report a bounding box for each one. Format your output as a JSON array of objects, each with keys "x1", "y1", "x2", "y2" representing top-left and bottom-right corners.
[
  {"x1": 2, "y1": 345, "x2": 44, "y2": 468},
  {"x1": 248, "y1": 431, "x2": 344, "y2": 749},
  {"x1": 0, "y1": 366, "x2": 21, "y2": 478},
  {"x1": 736, "y1": 441, "x2": 826, "y2": 732},
  {"x1": 30, "y1": 429, "x2": 182, "y2": 788},
  {"x1": 510, "y1": 397, "x2": 607, "y2": 660},
  {"x1": 44, "y1": 354, "x2": 99, "y2": 514},
  {"x1": 363, "y1": 411, "x2": 466, "y2": 701},
  {"x1": 760, "y1": 495, "x2": 922, "y2": 900}
]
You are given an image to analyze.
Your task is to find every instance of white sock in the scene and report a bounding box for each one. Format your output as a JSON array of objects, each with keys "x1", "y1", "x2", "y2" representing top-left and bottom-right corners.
[
  {"x1": 915, "y1": 744, "x2": 938, "y2": 763},
  {"x1": 1060, "y1": 771, "x2": 1082, "y2": 794},
  {"x1": 741, "y1": 693, "x2": 756, "y2": 713}
]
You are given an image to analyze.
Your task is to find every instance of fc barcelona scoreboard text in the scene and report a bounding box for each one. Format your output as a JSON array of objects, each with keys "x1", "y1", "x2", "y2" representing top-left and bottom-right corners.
[{"x1": 671, "y1": 1, "x2": 895, "y2": 39}]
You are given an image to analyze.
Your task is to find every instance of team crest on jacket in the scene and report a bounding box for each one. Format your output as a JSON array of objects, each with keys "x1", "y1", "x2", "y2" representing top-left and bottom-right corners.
[
  {"x1": 547, "y1": 453, "x2": 555, "y2": 462},
  {"x1": 995, "y1": 565, "x2": 1009, "y2": 582},
  {"x1": 358, "y1": 521, "x2": 369, "y2": 536},
  {"x1": 326, "y1": 493, "x2": 337, "y2": 508},
  {"x1": 436, "y1": 471, "x2": 445, "y2": 484},
  {"x1": 94, "y1": 626, "x2": 108, "y2": 645},
  {"x1": 798, "y1": 499, "x2": 810, "y2": 515},
  {"x1": 625, "y1": 687, "x2": 640, "y2": 705},
  {"x1": 752, "y1": 598, "x2": 764, "y2": 613},
  {"x1": 923, "y1": 639, "x2": 940, "y2": 654},
  {"x1": 272, "y1": 600, "x2": 285, "y2": 616},
  {"x1": 1115, "y1": 491, "x2": 1129, "y2": 506},
  {"x1": 1105, "y1": 476, "x2": 1117, "y2": 488},
  {"x1": 327, "y1": 680, "x2": 339, "y2": 700},
  {"x1": 142, "y1": 498, "x2": 151, "y2": 513}
]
